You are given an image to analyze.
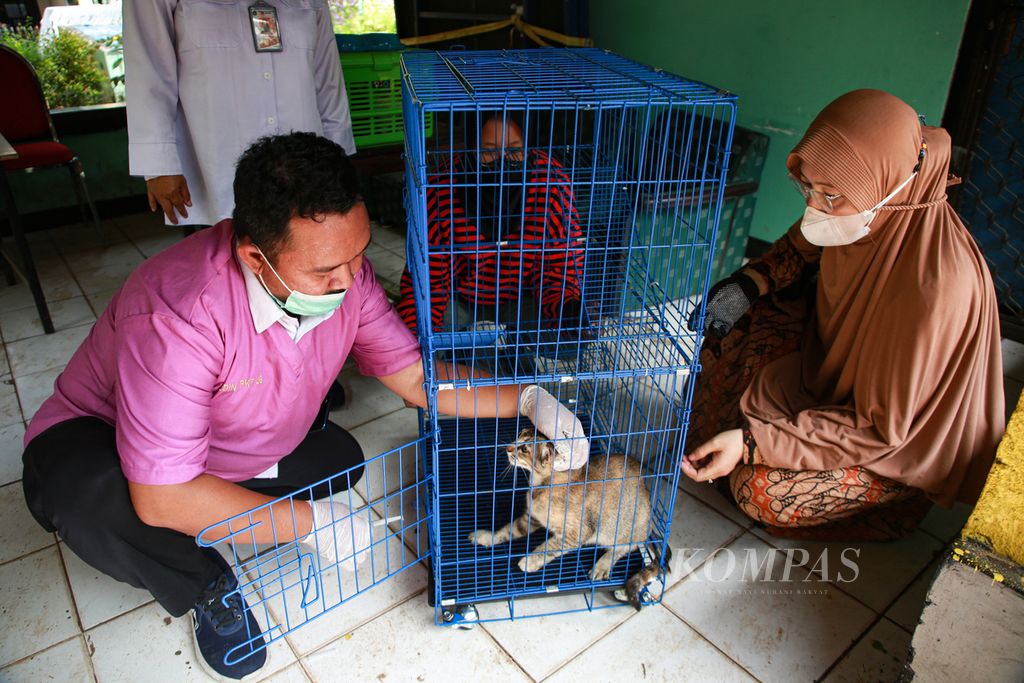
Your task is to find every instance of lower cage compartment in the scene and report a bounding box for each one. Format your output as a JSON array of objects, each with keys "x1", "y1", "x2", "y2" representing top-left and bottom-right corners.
[{"x1": 428, "y1": 416, "x2": 666, "y2": 611}]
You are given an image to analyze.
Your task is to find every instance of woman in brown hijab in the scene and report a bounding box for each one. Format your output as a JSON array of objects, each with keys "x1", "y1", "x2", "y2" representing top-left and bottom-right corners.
[{"x1": 682, "y1": 89, "x2": 1005, "y2": 540}]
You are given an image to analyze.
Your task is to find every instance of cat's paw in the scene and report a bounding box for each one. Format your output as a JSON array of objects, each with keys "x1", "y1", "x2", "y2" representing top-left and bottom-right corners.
[
  {"x1": 468, "y1": 530, "x2": 495, "y2": 546},
  {"x1": 519, "y1": 554, "x2": 546, "y2": 573},
  {"x1": 589, "y1": 560, "x2": 612, "y2": 581}
]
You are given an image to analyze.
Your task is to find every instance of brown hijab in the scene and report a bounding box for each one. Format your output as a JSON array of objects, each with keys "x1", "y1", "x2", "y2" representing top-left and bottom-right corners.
[{"x1": 740, "y1": 89, "x2": 1005, "y2": 506}]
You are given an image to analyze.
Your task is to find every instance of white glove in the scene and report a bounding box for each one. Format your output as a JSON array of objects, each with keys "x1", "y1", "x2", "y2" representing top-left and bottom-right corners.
[
  {"x1": 300, "y1": 500, "x2": 371, "y2": 571},
  {"x1": 518, "y1": 385, "x2": 590, "y2": 471}
]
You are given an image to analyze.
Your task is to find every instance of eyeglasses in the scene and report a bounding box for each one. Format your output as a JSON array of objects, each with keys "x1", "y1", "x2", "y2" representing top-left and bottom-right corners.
[{"x1": 788, "y1": 173, "x2": 842, "y2": 213}]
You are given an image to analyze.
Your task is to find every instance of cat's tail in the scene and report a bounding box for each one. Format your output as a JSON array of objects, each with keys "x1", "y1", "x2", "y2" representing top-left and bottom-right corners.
[{"x1": 624, "y1": 542, "x2": 672, "y2": 611}]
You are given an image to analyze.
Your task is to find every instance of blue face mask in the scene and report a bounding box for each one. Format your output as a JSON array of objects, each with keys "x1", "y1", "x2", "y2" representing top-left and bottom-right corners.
[{"x1": 254, "y1": 246, "x2": 346, "y2": 317}]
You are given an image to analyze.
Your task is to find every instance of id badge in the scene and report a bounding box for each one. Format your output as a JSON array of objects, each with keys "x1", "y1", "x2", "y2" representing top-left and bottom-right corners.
[{"x1": 248, "y1": 2, "x2": 283, "y2": 52}]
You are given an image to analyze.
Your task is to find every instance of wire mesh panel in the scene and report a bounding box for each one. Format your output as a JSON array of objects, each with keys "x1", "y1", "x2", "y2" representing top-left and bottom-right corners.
[
  {"x1": 196, "y1": 438, "x2": 431, "y2": 665},
  {"x1": 954, "y1": 13, "x2": 1024, "y2": 338},
  {"x1": 401, "y1": 48, "x2": 736, "y2": 624}
]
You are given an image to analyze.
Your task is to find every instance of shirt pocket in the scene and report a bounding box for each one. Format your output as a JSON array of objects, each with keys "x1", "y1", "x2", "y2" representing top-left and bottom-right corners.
[
  {"x1": 277, "y1": 0, "x2": 318, "y2": 51},
  {"x1": 179, "y1": 0, "x2": 243, "y2": 50}
]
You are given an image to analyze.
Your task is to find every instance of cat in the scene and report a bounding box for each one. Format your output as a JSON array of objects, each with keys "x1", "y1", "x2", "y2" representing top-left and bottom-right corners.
[{"x1": 468, "y1": 428, "x2": 670, "y2": 610}]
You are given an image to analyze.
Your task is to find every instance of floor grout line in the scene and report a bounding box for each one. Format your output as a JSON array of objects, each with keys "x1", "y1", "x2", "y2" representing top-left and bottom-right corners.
[
  {"x1": 658, "y1": 604, "x2": 765, "y2": 682},
  {"x1": 329, "y1": 405, "x2": 407, "y2": 434},
  {"x1": 54, "y1": 542, "x2": 87, "y2": 633},
  {"x1": 750, "y1": 531, "x2": 942, "y2": 623},
  {"x1": 298, "y1": 588, "x2": 428, "y2": 662},
  {"x1": 0, "y1": 633, "x2": 90, "y2": 677},
  {"x1": 5, "y1": 319, "x2": 94, "y2": 382}
]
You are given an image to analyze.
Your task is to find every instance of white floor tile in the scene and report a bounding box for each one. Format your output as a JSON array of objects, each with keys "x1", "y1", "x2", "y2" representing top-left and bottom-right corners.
[
  {"x1": 919, "y1": 502, "x2": 973, "y2": 543},
  {"x1": 0, "y1": 296, "x2": 96, "y2": 343},
  {"x1": 262, "y1": 662, "x2": 312, "y2": 682},
  {"x1": 663, "y1": 533, "x2": 875, "y2": 682},
  {"x1": 115, "y1": 211, "x2": 167, "y2": 239},
  {"x1": 885, "y1": 560, "x2": 940, "y2": 632},
  {"x1": 331, "y1": 371, "x2": 406, "y2": 431},
  {"x1": 547, "y1": 604, "x2": 755, "y2": 683},
  {"x1": 14, "y1": 365, "x2": 64, "y2": 422},
  {"x1": 677, "y1": 475, "x2": 753, "y2": 529},
  {"x1": 6, "y1": 324, "x2": 89, "y2": 378},
  {"x1": 252, "y1": 533, "x2": 428, "y2": 656},
  {"x1": 480, "y1": 593, "x2": 637, "y2": 680},
  {"x1": 302, "y1": 597, "x2": 527, "y2": 683},
  {"x1": 822, "y1": 617, "x2": 911, "y2": 682},
  {"x1": 49, "y1": 221, "x2": 127, "y2": 254},
  {"x1": 0, "y1": 348, "x2": 9, "y2": 377},
  {"x1": 0, "y1": 422, "x2": 25, "y2": 486},
  {"x1": 133, "y1": 232, "x2": 185, "y2": 259},
  {"x1": 87, "y1": 601, "x2": 296, "y2": 682},
  {"x1": 2, "y1": 237, "x2": 58, "y2": 264},
  {"x1": 0, "y1": 377, "x2": 22, "y2": 428},
  {"x1": 368, "y1": 250, "x2": 406, "y2": 285},
  {"x1": 666, "y1": 493, "x2": 746, "y2": 586},
  {"x1": 61, "y1": 242, "x2": 145, "y2": 275},
  {"x1": 71, "y1": 259, "x2": 140, "y2": 295},
  {"x1": 750, "y1": 527, "x2": 942, "y2": 612},
  {"x1": 115, "y1": 210, "x2": 184, "y2": 258},
  {"x1": 0, "y1": 481, "x2": 55, "y2": 564},
  {"x1": 0, "y1": 547, "x2": 79, "y2": 668},
  {"x1": 61, "y1": 543, "x2": 154, "y2": 630},
  {"x1": 371, "y1": 225, "x2": 406, "y2": 255},
  {"x1": 1002, "y1": 337, "x2": 1024, "y2": 382},
  {"x1": 85, "y1": 287, "x2": 120, "y2": 318},
  {"x1": 0, "y1": 635, "x2": 94, "y2": 683},
  {"x1": 0, "y1": 261, "x2": 84, "y2": 310},
  {"x1": 348, "y1": 409, "x2": 421, "y2": 504}
]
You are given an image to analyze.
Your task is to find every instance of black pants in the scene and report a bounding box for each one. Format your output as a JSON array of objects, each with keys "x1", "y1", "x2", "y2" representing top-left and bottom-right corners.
[{"x1": 22, "y1": 417, "x2": 364, "y2": 617}]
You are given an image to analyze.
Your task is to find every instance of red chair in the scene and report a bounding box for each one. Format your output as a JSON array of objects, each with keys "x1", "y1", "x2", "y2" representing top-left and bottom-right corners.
[{"x1": 0, "y1": 44, "x2": 103, "y2": 333}]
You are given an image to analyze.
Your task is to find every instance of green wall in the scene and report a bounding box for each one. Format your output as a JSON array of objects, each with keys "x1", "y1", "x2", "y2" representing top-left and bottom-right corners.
[{"x1": 590, "y1": 0, "x2": 970, "y2": 242}]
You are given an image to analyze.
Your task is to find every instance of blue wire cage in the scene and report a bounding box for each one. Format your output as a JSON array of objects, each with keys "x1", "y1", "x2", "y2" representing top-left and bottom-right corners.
[
  {"x1": 401, "y1": 48, "x2": 737, "y2": 624},
  {"x1": 195, "y1": 48, "x2": 736, "y2": 664}
]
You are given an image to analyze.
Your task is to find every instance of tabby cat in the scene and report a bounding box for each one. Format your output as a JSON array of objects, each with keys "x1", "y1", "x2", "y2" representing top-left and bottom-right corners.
[{"x1": 469, "y1": 428, "x2": 669, "y2": 609}]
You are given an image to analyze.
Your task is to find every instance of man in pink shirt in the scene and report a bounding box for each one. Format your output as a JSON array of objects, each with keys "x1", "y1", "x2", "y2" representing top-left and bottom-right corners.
[{"x1": 21, "y1": 133, "x2": 588, "y2": 680}]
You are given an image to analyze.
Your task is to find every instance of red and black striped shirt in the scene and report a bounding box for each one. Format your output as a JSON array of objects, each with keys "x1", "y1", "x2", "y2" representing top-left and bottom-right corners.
[{"x1": 397, "y1": 150, "x2": 584, "y2": 334}]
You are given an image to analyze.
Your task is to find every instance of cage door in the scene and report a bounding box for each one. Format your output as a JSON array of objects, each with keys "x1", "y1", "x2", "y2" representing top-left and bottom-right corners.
[{"x1": 196, "y1": 436, "x2": 432, "y2": 665}]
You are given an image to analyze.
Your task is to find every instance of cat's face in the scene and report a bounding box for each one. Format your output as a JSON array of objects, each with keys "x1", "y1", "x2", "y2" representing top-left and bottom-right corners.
[{"x1": 506, "y1": 428, "x2": 555, "y2": 479}]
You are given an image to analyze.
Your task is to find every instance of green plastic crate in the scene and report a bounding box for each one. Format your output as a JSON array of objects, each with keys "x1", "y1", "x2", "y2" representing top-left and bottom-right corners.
[
  {"x1": 631, "y1": 121, "x2": 769, "y2": 303},
  {"x1": 340, "y1": 50, "x2": 432, "y2": 149}
]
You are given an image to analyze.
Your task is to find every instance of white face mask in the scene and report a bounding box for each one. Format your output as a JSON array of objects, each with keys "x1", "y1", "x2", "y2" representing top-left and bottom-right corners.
[
  {"x1": 254, "y1": 245, "x2": 347, "y2": 317},
  {"x1": 799, "y1": 170, "x2": 918, "y2": 247}
]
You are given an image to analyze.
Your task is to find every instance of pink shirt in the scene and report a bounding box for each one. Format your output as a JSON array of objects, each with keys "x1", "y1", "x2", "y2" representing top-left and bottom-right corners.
[{"x1": 25, "y1": 220, "x2": 421, "y2": 485}]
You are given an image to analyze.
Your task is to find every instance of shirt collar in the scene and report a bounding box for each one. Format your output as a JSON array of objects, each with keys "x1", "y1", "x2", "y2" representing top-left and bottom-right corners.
[{"x1": 238, "y1": 253, "x2": 291, "y2": 334}]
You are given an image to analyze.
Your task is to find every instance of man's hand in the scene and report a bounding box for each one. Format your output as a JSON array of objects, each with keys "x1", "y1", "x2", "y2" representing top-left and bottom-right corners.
[
  {"x1": 519, "y1": 385, "x2": 589, "y2": 470},
  {"x1": 147, "y1": 174, "x2": 192, "y2": 224},
  {"x1": 681, "y1": 429, "x2": 744, "y2": 482},
  {"x1": 300, "y1": 500, "x2": 371, "y2": 571}
]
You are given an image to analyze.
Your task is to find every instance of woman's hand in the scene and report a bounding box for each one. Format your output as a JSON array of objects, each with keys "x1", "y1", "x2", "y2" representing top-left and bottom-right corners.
[{"x1": 681, "y1": 429, "x2": 744, "y2": 482}]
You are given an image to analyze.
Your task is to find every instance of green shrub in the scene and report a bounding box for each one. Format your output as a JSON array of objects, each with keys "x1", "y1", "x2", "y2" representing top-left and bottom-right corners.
[
  {"x1": 1, "y1": 22, "x2": 110, "y2": 109},
  {"x1": 329, "y1": 0, "x2": 397, "y2": 34}
]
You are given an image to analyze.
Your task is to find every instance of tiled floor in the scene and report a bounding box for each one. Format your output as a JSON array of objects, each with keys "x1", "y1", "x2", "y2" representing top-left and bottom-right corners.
[{"x1": 0, "y1": 210, "x2": 1021, "y2": 682}]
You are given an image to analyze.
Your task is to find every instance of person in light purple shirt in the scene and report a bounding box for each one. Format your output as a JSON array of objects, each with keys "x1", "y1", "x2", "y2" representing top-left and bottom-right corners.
[{"x1": 21, "y1": 133, "x2": 587, "y2": 681}]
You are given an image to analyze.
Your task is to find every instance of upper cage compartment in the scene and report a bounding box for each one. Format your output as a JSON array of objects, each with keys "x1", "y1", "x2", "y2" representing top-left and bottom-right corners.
[{"x1": 400, "y1": 49, "x2": 737, "y2": 387}]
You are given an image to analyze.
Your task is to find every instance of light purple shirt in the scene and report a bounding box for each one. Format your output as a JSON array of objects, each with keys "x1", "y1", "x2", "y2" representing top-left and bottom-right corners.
[
  {"x1": 25, "y1": 221, "x2": 421, "y2": 485},
  {"x1": 123, "y1": 0, "x2": 356, "y2": 226}
]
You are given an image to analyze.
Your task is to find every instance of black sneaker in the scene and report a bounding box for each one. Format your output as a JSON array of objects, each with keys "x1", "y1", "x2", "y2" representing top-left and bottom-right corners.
[{"x1": 191, "y1": 569, "x2": 267, "y2": 680}]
